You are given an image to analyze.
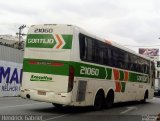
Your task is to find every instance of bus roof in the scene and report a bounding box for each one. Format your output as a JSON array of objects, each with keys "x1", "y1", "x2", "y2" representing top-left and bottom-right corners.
[{"x1": 29, "y1": 24, "x2": 152, "y2": 61}]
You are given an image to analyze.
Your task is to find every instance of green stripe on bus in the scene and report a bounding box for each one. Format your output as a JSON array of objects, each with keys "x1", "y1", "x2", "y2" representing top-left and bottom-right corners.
[
  {"x1": 23, "y1": 59, "x2": 112, "y2": 80},
  {"x1": 23, "y1": 58, "x2": 149, "y2": 83},
  {"x1": 129, "y1": 73, "x2": 148, "y2": 83},
  {"x1": 121, "y1": 82, "x2": 126, "y2": 92},
  {"x1": 119, "y1": 71, "x2": 124, "y2": 81},
  {"x1": 23, "y1": 59, "x2": 69, "y2": 75}
]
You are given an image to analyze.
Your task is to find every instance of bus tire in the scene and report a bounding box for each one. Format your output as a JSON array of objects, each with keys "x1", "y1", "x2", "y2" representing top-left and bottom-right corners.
[
  {"x1": 52, "y1": 103, "x2": 63, "y2": 108},
  {"x1": 141, "y1": 90, "x2": 148, "y2": 103},
  {"x1": 105, "y1": 90, "x2": 114, "y2": 108},
  {"x1": 93, "y1": 90, "x2": 104, "y2": 110}
]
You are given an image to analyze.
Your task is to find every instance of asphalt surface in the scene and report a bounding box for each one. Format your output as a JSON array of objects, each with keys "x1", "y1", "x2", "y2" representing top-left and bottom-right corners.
[{"x1": 0, "y1": 96, "x2": 160, "y2": 121}]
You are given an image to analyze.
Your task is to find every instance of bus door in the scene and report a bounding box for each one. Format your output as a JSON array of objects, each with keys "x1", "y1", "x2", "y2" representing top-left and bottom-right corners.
[
  {"x1": 148, "y1": 61, "x2": 155, "y2": 98},
  {"x1": 150, "y1": 62, "x2": 155, "y2": 89}
]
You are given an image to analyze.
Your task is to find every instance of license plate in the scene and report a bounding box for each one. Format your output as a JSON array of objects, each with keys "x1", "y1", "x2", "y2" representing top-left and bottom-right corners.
[{"x1": 37, "y1": 90, "x2": 46, "y2": 95}]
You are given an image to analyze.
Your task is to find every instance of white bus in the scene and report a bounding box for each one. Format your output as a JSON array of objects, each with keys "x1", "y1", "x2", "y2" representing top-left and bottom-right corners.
[{"x1": 20, "y1": 24, "x2": 155, "y2": 110}]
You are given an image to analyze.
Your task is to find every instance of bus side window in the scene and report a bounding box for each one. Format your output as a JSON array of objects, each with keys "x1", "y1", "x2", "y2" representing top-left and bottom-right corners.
[
  {"x1": 103, "y1": 47, "x2": 109, "y2": 65},
  {"x1": 94, "y1": 41, "x2": 100, "y2": 63},
  {"x1": 79, "y1": 34, "x2": 86, "y2": 60},
  {"x1": 108, "y1": 47, "x2": 112, "y2": 67},
  {"x1": 85, "y1": 37, "x2": 94, "y2": 62},
  {"x1": 96, "y1": 41, "x2": 106, "y2": 65},
  {"x1": 110, "y1": 48, "x2": 116, "y2": 67}
]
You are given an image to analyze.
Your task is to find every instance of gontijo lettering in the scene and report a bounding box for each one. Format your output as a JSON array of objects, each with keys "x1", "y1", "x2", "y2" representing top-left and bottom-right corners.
[
  {"x1": 137, "y1": 75, "x2": 148, "y2": 82},
  {"x1": 27, "y1": 38, "x2": 54, "y2": 44}
]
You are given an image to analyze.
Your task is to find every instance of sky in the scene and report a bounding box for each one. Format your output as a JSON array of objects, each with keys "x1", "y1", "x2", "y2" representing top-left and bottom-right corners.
[{"x1": 0, "y1": 0, "x2": 160, "y2": 52}]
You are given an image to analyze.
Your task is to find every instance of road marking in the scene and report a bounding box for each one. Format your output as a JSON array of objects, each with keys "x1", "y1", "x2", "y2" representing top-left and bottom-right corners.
[
  {"x1": 120, "y1": 106, "x2": 137, "y2": 114},
  {"x1": 0, "y1": 102, "x2": 45, "y2": 109},
  {"x1": 42, "y1": 114, "x2": 68, "y2": 121}
]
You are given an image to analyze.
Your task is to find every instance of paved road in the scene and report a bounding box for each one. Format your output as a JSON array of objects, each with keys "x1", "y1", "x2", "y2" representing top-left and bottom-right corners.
[{"x1": 0, "y1": 97, "x2": 160, "y2": 121}]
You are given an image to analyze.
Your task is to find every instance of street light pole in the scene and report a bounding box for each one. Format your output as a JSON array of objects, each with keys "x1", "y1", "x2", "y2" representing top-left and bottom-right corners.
[{"x1": 16, "y1": 25, "x2": 26, "y2": 49}]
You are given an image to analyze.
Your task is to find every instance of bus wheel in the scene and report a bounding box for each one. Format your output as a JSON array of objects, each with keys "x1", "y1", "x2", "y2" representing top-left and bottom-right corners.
[
  {"x1": 141, "y1": 91, "x2": 148, "y2": 103},
  {"x1": 93, "y1": 90, "x2": 104, "y2": 110},
  {"x1": 52, "y1": 103, "x2": 63, "y2": 108},
  {"x1": 105, "y1": 90, "x2": 114, "y2": 108}
]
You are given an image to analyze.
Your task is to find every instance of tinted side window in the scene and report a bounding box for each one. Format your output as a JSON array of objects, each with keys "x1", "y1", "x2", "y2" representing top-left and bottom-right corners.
[
  {"x1": 79, "y1": 33, "x2": 149, "y2": 74},
  {"x1": 79, "y1": 33, "x2": 109, "y2": 66},
  {"x1": 79, "y1": 34, "x2": 95, "y2": 63},
  {"x1": 79, "y1": 34, "x2": 86, "y2": 60},
  {"x1": 86, "y1": 37, "x2": 94, "y2": 62}
]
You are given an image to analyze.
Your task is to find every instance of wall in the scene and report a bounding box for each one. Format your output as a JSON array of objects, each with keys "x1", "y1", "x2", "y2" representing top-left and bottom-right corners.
[{"x1": 0, "y1": 45, "x2": 23, "y2": 96}]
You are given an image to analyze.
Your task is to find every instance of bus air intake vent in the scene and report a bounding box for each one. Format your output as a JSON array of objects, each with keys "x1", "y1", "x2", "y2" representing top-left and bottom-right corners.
[{"x1": 76, "y1": 80, "x2": 87, "y2": 102}]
